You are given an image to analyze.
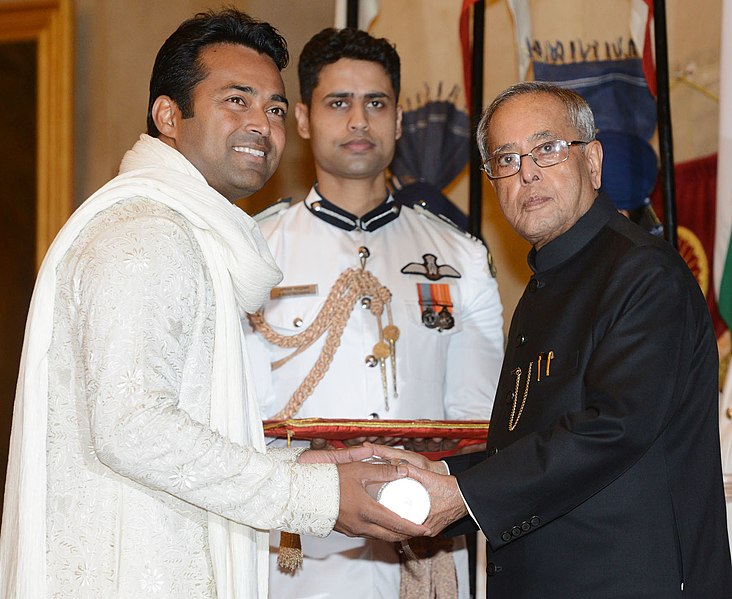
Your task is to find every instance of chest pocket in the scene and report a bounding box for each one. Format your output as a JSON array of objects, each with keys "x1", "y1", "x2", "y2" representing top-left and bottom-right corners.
[
  {"x1": 534, "y1": 349, "x2": 579, "y2": 381},
  {"x1": 531, "y1": 349, "x2": 581, "y2": 420},
  {"x1": 402, "y1": 281, "x2": 463, "y2": 336},
  {"x1": 260, "y1": 296, "x2": 326, "y2": 334},
  {"x1": 499, "y1": 349, "x2": 581, "y2": 434}
]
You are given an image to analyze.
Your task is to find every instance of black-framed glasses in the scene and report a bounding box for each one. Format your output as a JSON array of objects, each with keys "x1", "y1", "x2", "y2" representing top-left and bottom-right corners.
[{"x1": 482, "y1": 139, "x2": 590, "y2": 179}]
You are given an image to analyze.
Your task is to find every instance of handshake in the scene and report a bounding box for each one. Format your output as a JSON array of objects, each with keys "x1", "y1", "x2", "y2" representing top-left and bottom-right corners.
[{"x1": 297, "y1": 443, "x2": 469, "y2": 542}]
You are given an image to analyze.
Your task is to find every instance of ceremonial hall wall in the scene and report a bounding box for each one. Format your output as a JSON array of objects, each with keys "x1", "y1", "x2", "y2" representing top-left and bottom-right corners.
[
  {"x1": 0, "y1": 0, "x2": 721, "y2": 339},
  {"x1": 60, "y1": 0, "x2": 719, "y2": 334},
  {"x1": 67, "y1": 0, "x2": 725, "y2": 331}
]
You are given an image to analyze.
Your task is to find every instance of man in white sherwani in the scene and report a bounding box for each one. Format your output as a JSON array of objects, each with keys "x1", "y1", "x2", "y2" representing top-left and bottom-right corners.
[{"x1": 0, "y1": 10, "x2": 429, "y2": 599}]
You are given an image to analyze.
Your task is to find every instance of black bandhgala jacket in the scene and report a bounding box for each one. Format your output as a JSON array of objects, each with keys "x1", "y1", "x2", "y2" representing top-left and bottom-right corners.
[{"x1": 446, "y1": 193, "x2": 732, "y2": 599}]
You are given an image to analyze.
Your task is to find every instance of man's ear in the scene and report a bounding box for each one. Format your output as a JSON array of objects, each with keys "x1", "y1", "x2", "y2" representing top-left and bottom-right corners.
[
  {"x1": 294, "y1": 102, "x2": 311, "y2": 140},
  {"x1": 585, "y1": 139, "x2": 603, "y2": 190},
  {"x1": 151, "y1": 95, "x2": 181, "y2": 139},
  {"x1": 395, "y1": 104, "x2": 403, "y2": 141}
]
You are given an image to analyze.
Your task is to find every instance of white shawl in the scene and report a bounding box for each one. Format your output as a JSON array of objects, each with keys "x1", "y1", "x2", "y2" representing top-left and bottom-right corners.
[{"x1": 0, "y1": 134, "x2": 283, "y2": 598}]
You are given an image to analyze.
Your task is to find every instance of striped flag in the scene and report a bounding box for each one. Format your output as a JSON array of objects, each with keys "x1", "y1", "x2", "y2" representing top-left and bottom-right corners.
[
  {"x1": 717, "y1": 0, "x2": 732, "y2": 337},
  {"x1": 630, "y1": 0, "x2": 656, "y2": 96},
  {"x1": 459, "y1": 0, "x2": 480, "y2": 106},
  {"x1": 716, "y1": 0, "x2": 732, "y2": 560}
]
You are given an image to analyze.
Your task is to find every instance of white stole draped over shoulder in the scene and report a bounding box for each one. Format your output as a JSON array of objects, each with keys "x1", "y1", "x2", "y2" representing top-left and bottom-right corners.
[{"x1": 0, "y1": 134, "x2": 282, "y2": 598}]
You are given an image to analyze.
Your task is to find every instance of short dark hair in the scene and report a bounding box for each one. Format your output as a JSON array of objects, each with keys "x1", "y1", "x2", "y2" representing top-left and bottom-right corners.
[
  {"x1": 146, "y1": 8, "x2": 289, "y2": 137},
  {"x1": 298, "y1": 27, "x2": 400, "y2": 106},
  {"x1": 476, "y1": 81, "x2": 596, "y2": 161}
]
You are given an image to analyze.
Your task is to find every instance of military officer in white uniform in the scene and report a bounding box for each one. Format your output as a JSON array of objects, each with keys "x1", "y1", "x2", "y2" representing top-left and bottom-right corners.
[{"x1": 246, "y1": 27, "x2": 504, "y2": 599}]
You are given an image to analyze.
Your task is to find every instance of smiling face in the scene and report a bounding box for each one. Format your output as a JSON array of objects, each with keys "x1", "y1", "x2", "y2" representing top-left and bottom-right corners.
[
  {"x1": 487, "y1": 93, "x2": 603, "y2": 249},
  {"x1": 295, "y1": 58, "x2": 402, "y2": 188},
  {"x1": 153, "y1": 43, "x2": 288, "y2": 201}
]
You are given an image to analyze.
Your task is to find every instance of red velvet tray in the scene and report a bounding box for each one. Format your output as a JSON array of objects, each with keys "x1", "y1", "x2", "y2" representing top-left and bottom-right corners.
[{"x1": 262, "y1": 418, "x2": 489, "y2": 459}]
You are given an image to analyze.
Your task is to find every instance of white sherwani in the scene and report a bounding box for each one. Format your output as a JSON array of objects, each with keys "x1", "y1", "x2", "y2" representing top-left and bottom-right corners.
[
  {"x1": 247, "y1": 187, "x2": 505, "y2": 598},
  {"x1": 0, "y1": 136, "x2": 339, "y2": 598}
]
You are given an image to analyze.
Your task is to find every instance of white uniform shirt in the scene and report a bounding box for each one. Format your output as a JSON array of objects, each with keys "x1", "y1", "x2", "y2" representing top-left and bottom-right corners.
[
  {"x1": 246, "y1": 187, "x2": 504, "y2": 599},
  {"x1": 250, "y1": 188, "x2": 504, "y2": 422}
]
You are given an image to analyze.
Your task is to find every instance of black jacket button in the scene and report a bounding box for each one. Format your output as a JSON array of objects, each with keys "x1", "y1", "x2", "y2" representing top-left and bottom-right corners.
[
  {"x1": 528, "y1": 278, "x2": 545, "y2": 292},
  {"x1": 486, "y1": 562, "x2": 502, "y2": 576},
  {"x1": 511, "y1": 526, "x2": 522, "y2": 537},
  {"x1": 530, "y1": 515, "x2": 541, "y2": 527},
  {"x1": 501, "y1": 531, "x2": 512, "y2": 542},
  {"x1": 515, "y1": 334, "x2": 526, "y2": 347},
  {"x1": 521, "y1": 520, "x2": 531, "y2": 531},
  {"x1": 488, "y1": 446, "x2": 499, "y2": 456}
]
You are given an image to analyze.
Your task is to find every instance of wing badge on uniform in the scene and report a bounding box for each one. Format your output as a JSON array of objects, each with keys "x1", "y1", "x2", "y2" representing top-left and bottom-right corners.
[{"x1": 400, "y1": 253, "x2": 461, "y2": 281}]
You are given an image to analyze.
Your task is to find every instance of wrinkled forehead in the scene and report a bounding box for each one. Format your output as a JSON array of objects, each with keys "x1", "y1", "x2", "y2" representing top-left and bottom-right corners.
[{"x1": 488, "y1": 93, "x2": 574, "y2": 152}]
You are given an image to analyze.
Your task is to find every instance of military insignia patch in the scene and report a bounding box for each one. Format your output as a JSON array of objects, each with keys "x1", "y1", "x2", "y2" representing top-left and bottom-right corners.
[
  {"x1": 401, "y1": 253, "x2": 461, "y2": 281},
  {"x1": 416, "y1": 283, "x2": 455, "y2": 331}
]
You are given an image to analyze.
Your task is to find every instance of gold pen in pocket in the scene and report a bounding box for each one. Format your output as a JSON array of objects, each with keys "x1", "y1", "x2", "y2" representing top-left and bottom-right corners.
[{"x1": 536, "y1": 350, "x2": 555, "y2": 381}]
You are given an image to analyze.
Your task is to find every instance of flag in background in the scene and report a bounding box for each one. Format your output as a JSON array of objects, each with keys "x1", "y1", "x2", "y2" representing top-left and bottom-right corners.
[
  {"x1": 630, "y1": 0, "x2": 656, "y2": 97},
  {"x1": 715, "y1": 0, "x2": 732, "y2": 562},
  {"x1": 459, "y1": 0, "x2": 480, "y2": 108},
  {"x1": 459, "y1": 0, "x2": 531, "y2": 103},
  {"x1": 532, "y1": 59, "x2": 657, "y2": 141},
  {"x1": 505, "y1": 0, "x2": 532, "y2": 82},
  {"x1": 717, "y1": 0, "x2": 732, "y2": 339}
]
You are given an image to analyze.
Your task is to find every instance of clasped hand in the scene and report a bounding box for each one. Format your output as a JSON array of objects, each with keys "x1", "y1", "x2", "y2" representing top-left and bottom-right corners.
[
  {"x1": 297, "y1": 443, "x2": 467, "y2": 541},
  {"x1": 364, "y1": 442, "x2": 469, "y2": 536},
  {"x1": 298, "y1": 443, "x2": 429, "y2": 541}
]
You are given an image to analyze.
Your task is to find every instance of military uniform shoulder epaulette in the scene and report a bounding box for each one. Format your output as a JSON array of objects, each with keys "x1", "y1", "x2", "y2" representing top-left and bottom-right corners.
[
  {"x1": 411, "y1": 200, "x2": 479, "y2": 242},
  {"x1": 252, "y1": 197, "x2": 292, "y2": 222},
  {"x1": 411, "y1": 200, "x2": 498, "y2": 278}
]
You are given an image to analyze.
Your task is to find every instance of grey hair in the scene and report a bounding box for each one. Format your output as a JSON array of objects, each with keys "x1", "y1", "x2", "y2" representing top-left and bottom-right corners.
[{"x1": 476, "y1": 81, "x2": 597, "y2": 160}]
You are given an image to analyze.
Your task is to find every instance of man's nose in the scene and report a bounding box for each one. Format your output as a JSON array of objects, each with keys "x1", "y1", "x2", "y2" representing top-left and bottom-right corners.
[
  {"x1": 519, "y1": 153, "x2": 541, "y2": 184},
  {"x1": 245, "y1": 106, "x2": 271, "y2": 137},
  {"x1": 348, "y1": 104, "x2": 369, "y2": 131}
]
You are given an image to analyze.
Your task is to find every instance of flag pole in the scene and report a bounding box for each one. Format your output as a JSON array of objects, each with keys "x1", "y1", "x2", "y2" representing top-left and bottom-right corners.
[
  {"x1": 346, "y1": 0, "x2": 359, "y2": 28},
  {"x1": 653, "y1": 0, "x2": 678, "y2": 248},
  {"x1": 468, "y1": 0, "x2": 485, "y2": 238}
]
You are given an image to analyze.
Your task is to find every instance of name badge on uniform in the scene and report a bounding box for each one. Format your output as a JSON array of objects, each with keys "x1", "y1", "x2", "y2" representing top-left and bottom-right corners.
[
  {"x1": 416, "y1": 283, "x2": 455, "y2": 331},
  {"x1": 270, "y1": 284, "x2": 318, "y2": 300}
]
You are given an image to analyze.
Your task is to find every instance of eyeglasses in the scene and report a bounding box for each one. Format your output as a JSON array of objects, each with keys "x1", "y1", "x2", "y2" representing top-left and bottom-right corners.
[{"x1": 482, "y1": 139, "x2": 590, "y2": 179}]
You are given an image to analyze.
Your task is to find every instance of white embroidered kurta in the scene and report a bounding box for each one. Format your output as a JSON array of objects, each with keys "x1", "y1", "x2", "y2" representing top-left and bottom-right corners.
[{"x1": 0, "y1": 136, "x2": 340, "y2": 598}]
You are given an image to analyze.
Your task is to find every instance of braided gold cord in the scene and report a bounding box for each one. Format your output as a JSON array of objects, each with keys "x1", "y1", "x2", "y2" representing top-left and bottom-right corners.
[{"x1": 248, "y1": 267, "x2": 395, "y2": 419}]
